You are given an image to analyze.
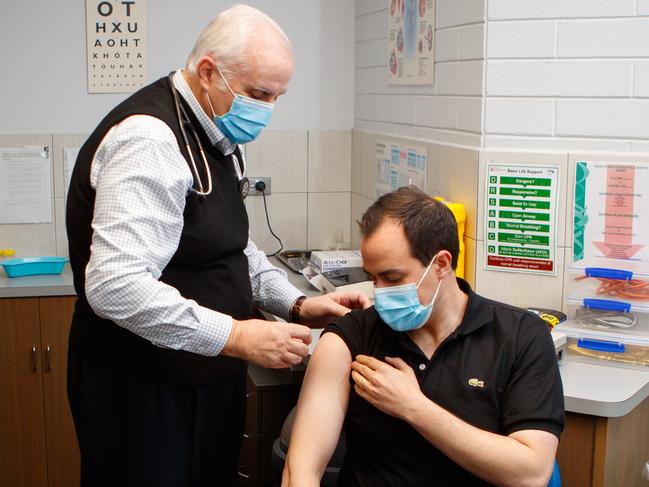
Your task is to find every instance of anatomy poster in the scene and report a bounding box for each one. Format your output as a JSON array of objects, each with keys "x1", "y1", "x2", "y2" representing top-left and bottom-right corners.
[
  {"x1": 573, "y1": 161, "x2": 649, "y2": 263},
  {"x1": 376, "y1": 140, "x2": 427, "y2": 198},
  {"x1": 388, "y1": 0, "x2": 435, "y2": 85}
]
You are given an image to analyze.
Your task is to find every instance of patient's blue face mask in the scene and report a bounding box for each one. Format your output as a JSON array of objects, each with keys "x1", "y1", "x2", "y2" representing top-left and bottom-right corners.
[
  {"x1": 206, "y1": 64, "x2": 274, "y2": 144},
  {"x1": 373, "y1": 256, "x2": 442, "y2": 332}
]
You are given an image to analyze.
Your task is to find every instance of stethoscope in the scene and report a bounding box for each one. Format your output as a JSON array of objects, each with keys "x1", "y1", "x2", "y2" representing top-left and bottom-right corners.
[{"x1": 168, "y1": 73, "x2": 249, "y2": 199}]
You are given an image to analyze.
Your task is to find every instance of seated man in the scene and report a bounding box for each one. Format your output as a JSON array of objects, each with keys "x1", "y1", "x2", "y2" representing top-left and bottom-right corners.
[{"x1": 282, "y1": 186, "x2": 564, "y2": 487}]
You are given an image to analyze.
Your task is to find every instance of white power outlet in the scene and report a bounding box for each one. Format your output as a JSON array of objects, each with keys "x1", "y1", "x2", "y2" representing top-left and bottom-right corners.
[{"x1": 248, "y1": 177, "x2": 271, "y2": 195}]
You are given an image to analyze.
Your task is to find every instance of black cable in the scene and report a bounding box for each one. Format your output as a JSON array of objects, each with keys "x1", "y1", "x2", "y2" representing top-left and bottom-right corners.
[{"x1": 260, "y1": 186, "x2": 283, "y2": 257}]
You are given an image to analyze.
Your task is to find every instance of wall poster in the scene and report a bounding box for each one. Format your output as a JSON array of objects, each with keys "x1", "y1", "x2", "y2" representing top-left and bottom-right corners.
[
  {"x1": 573, "y1": 161, "x2": 649, "y2": 263},
  {"x1": 86, "y1": 0, "x2": 148, "y2": 93},
  {"x1": 376, "y1": 140, "x2": 427, "y2": 198},
  {"x1": 388, "y1": 0, "x2": 435, "y2": 85},
  {"x1": 484, "y1": 164, "x2": 560, "y2": 275},
  {"x1": 0, "y1": 146, "x2": 52, "y2": 224}
]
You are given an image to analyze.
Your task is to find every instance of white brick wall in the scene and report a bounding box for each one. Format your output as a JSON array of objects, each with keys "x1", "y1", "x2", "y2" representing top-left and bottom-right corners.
[
  {"x1": 640, "y1": 0, "x2": 649, "y2": 16},
  {"x1": 487, "y1": 60, "x2": 633, "y2": 97},
  {"x1": 558, "y1": 19, "x2": 649, "y2": 57},
  {"x1": 437, "y1": 0, "x2": 485, "y2": 28},
  {"x1": 487, "y1": 22, "x2": 555, "y2": 58},
  {"x1": 636, "y1": 61, "x2": 649, "y2": 97},
  {"x1": 354, "y1": 1, "x2": 485, "y2": 147},
  {"x1": 355, "y1": 1, "x2": 649, "y2": 152},
  {"x1": 556, "y1": 100, "x2": 649, "y2": 138},
  {"x1": 484, "y1": 4, "x2": 649, "y2": 151},
  {"x1": 488, "y1": 0, "x2": 636, "y2": 20},
  {"x1": 485, "y1": 99, "x2": 554, "y2": 135}
]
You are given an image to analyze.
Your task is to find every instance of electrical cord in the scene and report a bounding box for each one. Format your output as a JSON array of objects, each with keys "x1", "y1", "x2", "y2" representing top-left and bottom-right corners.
[
  {"x1": 575, "y1": 307, "x2": 638, "y2": 329},
  {"x1": 256, "y1": 180, "x2": 283, "y2": 257}
]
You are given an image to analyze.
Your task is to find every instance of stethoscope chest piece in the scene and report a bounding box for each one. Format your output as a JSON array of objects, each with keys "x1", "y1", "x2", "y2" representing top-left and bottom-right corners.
[{"x1": 239, "y1": 177, "x2": 250, "y2": 199}]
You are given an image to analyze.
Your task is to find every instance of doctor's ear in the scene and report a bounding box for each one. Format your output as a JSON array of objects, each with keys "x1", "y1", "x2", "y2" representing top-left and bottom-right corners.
[{"x1": 195, "y1": 57, "x2": 218, "y2": 90}]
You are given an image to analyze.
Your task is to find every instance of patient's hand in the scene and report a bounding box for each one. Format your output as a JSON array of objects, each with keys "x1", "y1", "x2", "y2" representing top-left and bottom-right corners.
[{"x1": 351, "y1": 355, "x2": 427, "y2": 420}]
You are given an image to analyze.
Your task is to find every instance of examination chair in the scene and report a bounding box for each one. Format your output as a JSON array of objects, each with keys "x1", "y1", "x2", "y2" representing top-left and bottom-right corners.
[{"x1": 271, "y1": 406, "x2": 346, "y2": 487}]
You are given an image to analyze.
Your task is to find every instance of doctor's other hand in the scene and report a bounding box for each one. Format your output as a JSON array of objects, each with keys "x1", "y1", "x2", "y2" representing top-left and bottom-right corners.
[
  {"x1": 223, "y1": 319, "x2": 311, "y2": 368},
  {"x1": 298, "y1": 291, "x2": 371, "y2": 328}
]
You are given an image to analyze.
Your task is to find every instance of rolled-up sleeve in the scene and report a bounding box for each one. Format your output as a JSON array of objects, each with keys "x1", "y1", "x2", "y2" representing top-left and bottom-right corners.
[{"x1": 245, "y1": 239, "x2": 304, "y2": 320}]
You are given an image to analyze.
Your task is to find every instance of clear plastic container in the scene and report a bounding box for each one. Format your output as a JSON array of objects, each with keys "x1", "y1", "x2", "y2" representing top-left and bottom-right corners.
[
  {"x1": 562, "y1": 336, "x2": 649, "y2": 369},
  {"x1": 566, "y1": 258, "x2": 649, "y2": 304},
  {"x1": 559, "y1": 296, "x2": 649, "y2": 351}
]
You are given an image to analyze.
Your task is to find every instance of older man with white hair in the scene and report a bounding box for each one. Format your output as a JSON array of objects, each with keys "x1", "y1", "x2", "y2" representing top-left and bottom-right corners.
[{"x1": 65, "y1": 5, "x2": 369, "y2": 486}]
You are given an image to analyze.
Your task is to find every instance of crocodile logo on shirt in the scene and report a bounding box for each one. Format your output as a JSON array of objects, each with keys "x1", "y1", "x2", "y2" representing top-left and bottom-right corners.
[{"x1": 468, "y1": 378, "x2": 485, "y2": 388}]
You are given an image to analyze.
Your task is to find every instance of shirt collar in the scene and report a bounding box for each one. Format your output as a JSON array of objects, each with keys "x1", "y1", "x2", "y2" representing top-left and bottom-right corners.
[
  {"x1": 454, "y1": 277, "x2": 493, "y2": 336},
  {"x1": 393, "y1": 277, "x2": 493, "y2": 354},
  {"x1": 172, "y1": 69, "x2": 235, "y2": 156}
]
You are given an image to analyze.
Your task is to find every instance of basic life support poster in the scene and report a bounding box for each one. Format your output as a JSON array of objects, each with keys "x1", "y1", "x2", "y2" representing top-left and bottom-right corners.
[
  {"x1": 573, "y1": 161, "x2": 649, "y2": 263},
  {"x1": 485, "y1": 164, "x2": 559, "y2": 275}
]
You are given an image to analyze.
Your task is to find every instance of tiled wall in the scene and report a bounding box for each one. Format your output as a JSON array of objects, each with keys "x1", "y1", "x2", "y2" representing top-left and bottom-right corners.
[
  {"x1": 245, "y1": 129, "x2": 352, "y2": 254},
  {"x1": 351, "y1": 131, "x2": 649, "y2": 311},
  {"x1": 350, "y1": 130, "x2": 480, "y2": 289},
  {"x1": 354, "y1": 0, "x2": 485, "y2": 148},
  {"x1": 485, "y1": 0, "x2": 649, "y2": 152},
  {"x1": 0, "y1": 129, "x2": 351, "y2": 259}
]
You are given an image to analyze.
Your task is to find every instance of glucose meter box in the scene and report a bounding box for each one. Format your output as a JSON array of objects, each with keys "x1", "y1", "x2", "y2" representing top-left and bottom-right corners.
[{"x1": 309, "y1": 250, "x2": 363, "y2": 273}]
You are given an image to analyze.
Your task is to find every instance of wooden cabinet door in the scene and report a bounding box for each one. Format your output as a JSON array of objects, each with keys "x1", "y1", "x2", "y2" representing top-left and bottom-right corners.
[
  {"x1": 39, "y1": 296, "x2": 80, "y2": 487},
  {"x1": 0, "y1": 298, "x2": 48, "y2": 487}
]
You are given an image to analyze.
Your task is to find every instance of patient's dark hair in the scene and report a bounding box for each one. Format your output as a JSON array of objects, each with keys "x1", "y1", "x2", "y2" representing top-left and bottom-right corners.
[{"x1": 359, "y1": 186, "x2": 459, "y2": 269}]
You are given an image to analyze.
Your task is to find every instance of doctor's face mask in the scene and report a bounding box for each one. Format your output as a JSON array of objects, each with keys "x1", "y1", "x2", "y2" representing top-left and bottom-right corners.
[
  {"x1": 373, "y1": 255, "x2": 442, "y2": 332},
  {"x1": 205, "y1": 64, "x2": 274, "y2": 144}
]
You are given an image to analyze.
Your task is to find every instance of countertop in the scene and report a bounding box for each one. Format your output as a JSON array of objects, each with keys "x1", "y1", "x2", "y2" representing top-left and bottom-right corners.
[
  {"x1": 0, "y1": 265, "x2": 75, "y2": 298},
  {"x1": 2, "y1": 259, "x2": 648, "y2": 418}
]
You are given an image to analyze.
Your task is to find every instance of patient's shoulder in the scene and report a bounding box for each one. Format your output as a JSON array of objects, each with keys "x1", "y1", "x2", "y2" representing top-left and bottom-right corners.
[{"x1": 322, "y1": 306, "x2": 383, "y2": 358}]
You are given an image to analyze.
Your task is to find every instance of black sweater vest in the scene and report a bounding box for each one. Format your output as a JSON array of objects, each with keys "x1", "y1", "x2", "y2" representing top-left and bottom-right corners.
[{"x1": 66, "y1": 77, "x2": 253, "y2": 385}]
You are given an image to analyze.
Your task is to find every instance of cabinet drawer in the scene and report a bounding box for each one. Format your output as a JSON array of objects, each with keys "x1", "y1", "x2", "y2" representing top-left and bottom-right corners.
[
  {"x1": 245, "y1": 387, "x2": 259, "y2": 435},
  {"x1": 238, "y1": 432, "x2": 260, "y2": 487}
]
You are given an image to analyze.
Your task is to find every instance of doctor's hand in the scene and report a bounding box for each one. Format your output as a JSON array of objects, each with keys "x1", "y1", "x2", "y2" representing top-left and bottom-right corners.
[
  {"x1": 223, "y1": 319, "x2": 312, "y2": 369},
  {"x1": 298, "y1": 291, "x2": 371, "y2": 328},
  {"x1": 351, "y1": 355, "x2": 427, "y2": 420}
]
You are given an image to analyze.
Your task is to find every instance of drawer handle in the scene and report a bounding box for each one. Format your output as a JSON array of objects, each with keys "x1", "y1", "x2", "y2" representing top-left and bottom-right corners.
[
  {"x1": 237, "y1": 465, "x2": 252, "y2": 479},
  {"x1": 31, "y1": 346, "x2": 38, "y2": 372},
  {"x1": 243, "y1": 432, "x2": 253, "y2": 439},
  {"x1": 45, "y1": 346, "x2": 52, "y2": 372}
]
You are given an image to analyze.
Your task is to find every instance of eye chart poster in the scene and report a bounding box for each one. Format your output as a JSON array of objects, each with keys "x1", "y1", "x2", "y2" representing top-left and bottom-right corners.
[
  {"x1": 86, "y1": 0, "x2": 148, "y2": 93},
  {"x1": 388, "y1": 0, "x2": 435, "y2": 85},
  {"x1": 484, "y1": 164, "x2": 560, "y2": 275},
  {"x1": 376, "y1": 140, "x2": 427, "y2": 198}
]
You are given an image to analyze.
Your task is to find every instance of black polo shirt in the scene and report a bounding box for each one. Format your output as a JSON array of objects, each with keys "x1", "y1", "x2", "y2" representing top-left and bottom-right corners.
[{"x1": 323, "y1": 278, "x2": 564, "y2": 487}]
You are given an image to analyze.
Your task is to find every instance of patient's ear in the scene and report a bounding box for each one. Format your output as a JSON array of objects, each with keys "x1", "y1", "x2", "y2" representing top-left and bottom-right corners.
[{"x1": 434, "y1": 250, "x2": 454, "y2": 277}]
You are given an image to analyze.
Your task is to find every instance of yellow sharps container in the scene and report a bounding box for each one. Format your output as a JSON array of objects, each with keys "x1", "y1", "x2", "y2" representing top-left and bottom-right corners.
[{"x1": 434, "y1": 197, "x2": 466, "y2": 279}]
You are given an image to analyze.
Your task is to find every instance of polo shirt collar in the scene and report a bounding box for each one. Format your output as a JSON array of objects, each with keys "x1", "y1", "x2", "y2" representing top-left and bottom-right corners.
[
  {"x1": 454, "y1": 277, "x2": 493, "y2": 336},
  {"x1": 395, "y1": 277, "x2": 493, "y2": 354}
]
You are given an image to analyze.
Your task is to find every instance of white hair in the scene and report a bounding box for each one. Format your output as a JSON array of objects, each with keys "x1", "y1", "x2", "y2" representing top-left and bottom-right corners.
[{"x1": 185, "y1": 4, "x2": 291, "y2": 80}]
